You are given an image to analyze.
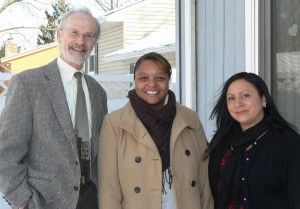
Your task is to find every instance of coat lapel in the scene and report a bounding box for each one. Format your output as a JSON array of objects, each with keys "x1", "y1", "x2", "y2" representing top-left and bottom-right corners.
[
  {"x1": 42, "y1": 61, "x2": 77, "y2": 149},
  {"x1": 118, "y1": 103, "x2": 160, "y2": 156},
  {"x1": 170, "y1": 104, "x2": 195, "y2": 155},
  {"x1": 117, "y1": 103, "x2": 196, "y2": 159},
  {"x1": 117, "y1": 103, "x2": 196, "y2": 157}
]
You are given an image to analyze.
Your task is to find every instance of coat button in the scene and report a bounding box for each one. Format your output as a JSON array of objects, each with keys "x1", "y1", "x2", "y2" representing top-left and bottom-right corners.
[
  {"x1": 135, "y1": 156, "x2": 142, "y2": 163},
  {"x1": 74, "y1": 186, "x2": 79, "y2": 191},
  {"x1": 191, "y1": 180, "x2": 196, "y2": 187},
  {"x1": 134, "y1": 186, "x2": 141, "y2": 193},
  {"x1": 185, "y1": 149, "x2": 190, "y2": 156},
  {"x1": 75, "y1": 161, "x2": 79, "y2": 165}
]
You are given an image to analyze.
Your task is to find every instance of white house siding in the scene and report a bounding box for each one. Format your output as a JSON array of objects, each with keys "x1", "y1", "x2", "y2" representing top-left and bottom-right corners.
[
  {"x1": 97, "y1": 0, "x2": 175, "y2": 103},
  {"x1": 196, "y1": 0, "x2": 245, "y2": 139},
  {"x1": 98, "y1": 24, "x2": 129, "y2": 101},
  {"x1": 124, "y1": 0, "x2": 175, "y2": 47},
  {"x1": 98, "y1": 0, "x2": 175, "y2": 75},
  {"x1": 98, "y1": 24, "x2": 124, "y2": 74}
]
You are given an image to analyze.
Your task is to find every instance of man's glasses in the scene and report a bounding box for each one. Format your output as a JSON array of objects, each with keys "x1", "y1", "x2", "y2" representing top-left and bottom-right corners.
[{"x1": 62, "y1": 28, "x2": 96, "y2": 42}]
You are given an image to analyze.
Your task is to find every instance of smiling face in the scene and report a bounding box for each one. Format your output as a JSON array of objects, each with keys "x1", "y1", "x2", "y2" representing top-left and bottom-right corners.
[
  {"x1": 57, "y1": 12, "x2": 97, "y2": 70},
  {"x1": 226, "y1": 79, "x2": 266, "y2": 131},
  {"x1": 134, "y1": 60, "x2": 170, "y2": 110}
]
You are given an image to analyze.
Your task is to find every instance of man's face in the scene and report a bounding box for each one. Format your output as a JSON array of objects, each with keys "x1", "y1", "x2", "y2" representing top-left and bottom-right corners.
[{"x1": 57, "y1": 12, "x2": 97, "y2": 70}]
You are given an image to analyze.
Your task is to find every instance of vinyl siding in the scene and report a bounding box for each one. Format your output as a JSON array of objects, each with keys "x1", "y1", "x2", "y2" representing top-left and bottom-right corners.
[{"x1": 97, "y1": 0, "x2": 175, "y2": 75}]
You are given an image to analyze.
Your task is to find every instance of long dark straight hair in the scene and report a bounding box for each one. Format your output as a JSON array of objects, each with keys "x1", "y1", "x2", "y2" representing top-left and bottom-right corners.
[{"x1": 205, "y1": 72, "x2": 297, "y2": 157}]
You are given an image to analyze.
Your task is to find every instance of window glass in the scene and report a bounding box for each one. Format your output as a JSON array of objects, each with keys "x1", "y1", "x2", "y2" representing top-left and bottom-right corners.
[{"x1": 272, "y1": 0, "x2": 300, "y2": 129}]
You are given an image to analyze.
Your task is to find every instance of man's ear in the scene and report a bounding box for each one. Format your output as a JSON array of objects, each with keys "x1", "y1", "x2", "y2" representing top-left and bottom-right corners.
[{"x1": 56, "y1": 29, "x2": 61, "y2": 41}]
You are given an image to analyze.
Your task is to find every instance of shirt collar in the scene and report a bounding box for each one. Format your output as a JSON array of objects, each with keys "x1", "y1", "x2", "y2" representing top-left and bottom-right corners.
[{"x1": 57, "y1": 57, "x2": 84, "y2": 82}]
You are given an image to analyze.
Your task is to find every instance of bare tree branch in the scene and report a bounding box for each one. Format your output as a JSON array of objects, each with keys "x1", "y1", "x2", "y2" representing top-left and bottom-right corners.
[
  {"x1": 0, "y1": 0, "x2": 23, "y2": 14},
  {"x1": 0, "y1": 26, "x2": 56, "y2": 34},
  {"x1": 0, "y1": 0, "x2": 50, "y2": 14},
  {"x1": 8, "y1": 31, "x2": 35, "y2": 44},
  {"x1": 30, "y1": 0, "x2": 50, "y2": 6},
  {"x1": 20, "y1": 1, "x2": 46, "y2": 11}
]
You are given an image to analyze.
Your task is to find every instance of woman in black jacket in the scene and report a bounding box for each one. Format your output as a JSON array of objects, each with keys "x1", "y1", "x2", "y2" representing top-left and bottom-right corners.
[{"x1": 207, "y1": 72, "x2": 300, "y2": 209}]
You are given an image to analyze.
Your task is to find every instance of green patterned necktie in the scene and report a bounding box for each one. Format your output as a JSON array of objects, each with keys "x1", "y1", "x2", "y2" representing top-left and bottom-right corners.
[{"x1": 74, "y1": 72, "x2": 89, "y2": 142}]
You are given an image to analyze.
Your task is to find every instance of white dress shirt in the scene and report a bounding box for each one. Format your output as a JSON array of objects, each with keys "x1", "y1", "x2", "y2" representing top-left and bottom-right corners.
[{"x1": 57, "y1": 57, "x2": 92, "y2": 139}]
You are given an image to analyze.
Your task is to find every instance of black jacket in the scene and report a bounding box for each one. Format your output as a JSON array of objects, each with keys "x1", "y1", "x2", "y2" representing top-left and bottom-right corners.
[{"x1": 209, "y1": 122, "x2": 300, "y2": 209}]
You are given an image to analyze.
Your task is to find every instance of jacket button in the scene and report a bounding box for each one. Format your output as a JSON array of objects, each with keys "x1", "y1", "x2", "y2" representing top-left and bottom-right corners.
[
  {"x1": 75, "y1": 161, "x2": 79, "y2": 165},
  {"x1": 134, "y1": 186, "x2": 141, "y2": 193},
  {"x1": 74, "y1": 186, "x2": 79, "y2": 191},
  {"x1": 185, "y1": 149, "x2": 190, "y2": 156},
  {"x1": 135, "y1": 156, "x2": 142, "y2": 163},
  {"x1": 191, "y1": 180, "x2": 196, "y2": 187}
]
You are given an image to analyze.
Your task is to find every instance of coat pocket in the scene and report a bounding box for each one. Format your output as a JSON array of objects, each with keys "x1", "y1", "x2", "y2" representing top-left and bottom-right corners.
[{"x1": 28, "y1": 176, "x2": 56, "y2": 207}]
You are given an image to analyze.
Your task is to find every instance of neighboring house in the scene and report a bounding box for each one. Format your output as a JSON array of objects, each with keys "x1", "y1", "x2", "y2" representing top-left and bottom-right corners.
[
  {"x1": 0, "y1": 42, "x2": 59, "y2": 97},
  {"x1": 97, "y1": 0, "x2": 175, "y2": 75},
  {"x1": 0, "y1": 42, "x2": 59, "y2": 74},
  {"x1": 94, "y1": 0, "x2": 175, "y2": 101}
]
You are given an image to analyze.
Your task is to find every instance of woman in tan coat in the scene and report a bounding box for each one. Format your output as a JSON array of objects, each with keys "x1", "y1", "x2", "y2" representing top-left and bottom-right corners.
[{"x1": 98, "y1": 52, "x2": 213, "y2": 209}]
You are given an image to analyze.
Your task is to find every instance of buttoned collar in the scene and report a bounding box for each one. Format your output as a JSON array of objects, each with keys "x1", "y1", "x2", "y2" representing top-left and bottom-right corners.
[{"x1": 57, "y1": 57, "x2": 84, "y2": 82}]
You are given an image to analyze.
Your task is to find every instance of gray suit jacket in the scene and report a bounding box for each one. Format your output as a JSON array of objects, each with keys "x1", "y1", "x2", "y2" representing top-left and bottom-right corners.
[{"x1": 0, "y1": 60, "x2": 107, "y2": 209}]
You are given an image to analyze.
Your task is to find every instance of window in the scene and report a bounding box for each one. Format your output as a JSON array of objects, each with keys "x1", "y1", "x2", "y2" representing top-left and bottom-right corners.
[
  {"x1": 271, "y1": 0, "x2": 300, "y2": 129},
  {"x1": 85, "y1": 45, "x2": 98, "y2": 74}
]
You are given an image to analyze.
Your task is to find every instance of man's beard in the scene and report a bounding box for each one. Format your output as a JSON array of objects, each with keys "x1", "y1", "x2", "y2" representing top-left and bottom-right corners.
[{"x1": 60, "y1": 42, "x2": 91, "y2": 66}]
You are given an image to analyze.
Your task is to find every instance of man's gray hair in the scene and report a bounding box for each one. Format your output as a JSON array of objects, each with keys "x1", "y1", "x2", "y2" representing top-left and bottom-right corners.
[{"x1": 58, "y1": 7, "x2": 101, "y2": 40}]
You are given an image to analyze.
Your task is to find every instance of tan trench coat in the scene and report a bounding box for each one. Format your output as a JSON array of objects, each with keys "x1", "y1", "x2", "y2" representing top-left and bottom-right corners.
[{"x1": 98, "y1": 102, "x2": 214, "y2": 209}]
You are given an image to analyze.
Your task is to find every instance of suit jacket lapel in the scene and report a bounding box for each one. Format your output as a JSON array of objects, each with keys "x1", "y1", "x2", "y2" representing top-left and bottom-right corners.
[
  {"x1": 85, "y1": 75, "x2": 99, "y2": 161},
  {"x1": 42, "y1": 60, "x2": 77, "y2": 148}
]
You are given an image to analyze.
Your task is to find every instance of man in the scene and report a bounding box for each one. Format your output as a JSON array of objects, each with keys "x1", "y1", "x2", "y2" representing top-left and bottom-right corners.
[{"x1": 0, "y1": 8, "x2": 107, "y2": 209}]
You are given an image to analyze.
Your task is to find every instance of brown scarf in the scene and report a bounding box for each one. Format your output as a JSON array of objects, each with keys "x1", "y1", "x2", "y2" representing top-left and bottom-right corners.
[{"x1": 128, "y1": 89, "x2": 176, "y2": 191}]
